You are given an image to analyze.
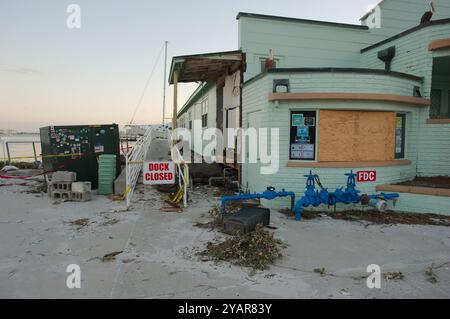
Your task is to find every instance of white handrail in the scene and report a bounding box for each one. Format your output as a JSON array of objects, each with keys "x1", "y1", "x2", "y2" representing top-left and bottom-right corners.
[
  {"x1": 125, "y1": 126, "x2": 189, "y2": 209},
  {"x1": 125, "y1": 127, "x2": 154, "y2": 207},
  {"x1": 169, "y1": 132, "x2": 189, "y2": 208}
]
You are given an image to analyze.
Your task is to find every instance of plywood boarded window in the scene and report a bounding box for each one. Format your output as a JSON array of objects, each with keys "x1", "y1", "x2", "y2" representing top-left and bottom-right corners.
[{"x1": 318, "y1": 110, "x2": 396, "y2": 162}]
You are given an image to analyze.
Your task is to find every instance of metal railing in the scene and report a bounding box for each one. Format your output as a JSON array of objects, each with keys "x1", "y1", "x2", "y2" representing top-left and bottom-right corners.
[
  {"x1": 1, "y1": 137, "x2": 41, "y2": 163},
  {"x1": 125, "y1": 127, "x2": 154, "y2": 207},
  {"x1": 125, "y1": 126, "x2": 189, "y2": 209},
  {"x1": 170, "y1": 135, "x2": 189, "y2": 208}
]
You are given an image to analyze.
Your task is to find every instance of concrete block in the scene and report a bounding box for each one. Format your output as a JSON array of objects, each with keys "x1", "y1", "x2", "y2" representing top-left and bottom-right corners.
[
  {"x1": 51, "y1": 182, "x2": 72, "y2": 192},
  {"x1": 114, "y1": 169, "x2": 126, "y2": 196},
  {"x1": 223, "y1": 207, "x2": 270, "y2": 235},
  {"x1": 72, "y1": 182, "x2": 92, "y2": 193},
  {"x1": 52, "y1": 171, "x2": 76, "y2": 183},
  {"x1": 52, "y1": 190, "x2": 72, "y2": 201},
  {"x1": 72, "y1": 191, "x2": 92, "y2": 202}
]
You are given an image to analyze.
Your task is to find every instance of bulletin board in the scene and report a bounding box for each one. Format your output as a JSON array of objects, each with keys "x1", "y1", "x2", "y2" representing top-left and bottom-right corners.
[
  {"x1": 290, "y1": 111, "x2": 317, "y2": 160},
  {"x1": 317, "y1": 110, "x2": 396, "y2": 162}
]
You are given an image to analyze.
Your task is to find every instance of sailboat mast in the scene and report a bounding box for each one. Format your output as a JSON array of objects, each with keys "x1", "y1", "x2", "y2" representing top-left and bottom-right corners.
[{"x1": 162, "y1": 41, "x2": 168, "y2": 125}]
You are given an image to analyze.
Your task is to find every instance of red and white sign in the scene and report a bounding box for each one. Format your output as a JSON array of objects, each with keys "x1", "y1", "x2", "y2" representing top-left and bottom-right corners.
[
  {"x1": 357, "y1": 170, "x2": 377, "y2": 183},
  {"x1": 143, "y1": 162, "x2": 175, "y2": 185}
]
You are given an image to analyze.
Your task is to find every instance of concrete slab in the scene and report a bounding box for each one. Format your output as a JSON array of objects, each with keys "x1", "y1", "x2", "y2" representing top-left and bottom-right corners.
[
  {"x1": 114, "y1": 169, "x2": 126, "y2": 196},
  {"x1": 145, "y1": 139, "x2": 171, "y2": 162}
]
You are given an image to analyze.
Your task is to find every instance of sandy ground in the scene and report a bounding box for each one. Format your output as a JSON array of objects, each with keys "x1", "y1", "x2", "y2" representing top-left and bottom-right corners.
[{"x1": 0, "y1": 179, "x2": 449, "y2": 299}]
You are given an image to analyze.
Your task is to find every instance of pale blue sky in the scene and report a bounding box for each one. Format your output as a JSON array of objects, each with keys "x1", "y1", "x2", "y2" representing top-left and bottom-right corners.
[{"x1": 0, "y1": 0, "x2": 377, "y2": 132}]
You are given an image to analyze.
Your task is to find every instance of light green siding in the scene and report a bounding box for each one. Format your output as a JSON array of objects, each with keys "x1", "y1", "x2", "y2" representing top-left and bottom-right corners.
[
  {"x1": 238, "y1": 16, "x2": 378, "y2": 80},
  {"x1": 389, "y1": 192, "x2": 450, "y2": 216},
  {"x1": 243, "y1": 72, "x2": 424, "y2": 211},
  {"x1": 361, "y1": 23, "x2": 450, "y2": 177},
  {"x1": 361, "y1": 24, "x2": 450, "y2": 97},
  {"x1": 362, "y1": 0, "x2": 450, "y2": 39}
]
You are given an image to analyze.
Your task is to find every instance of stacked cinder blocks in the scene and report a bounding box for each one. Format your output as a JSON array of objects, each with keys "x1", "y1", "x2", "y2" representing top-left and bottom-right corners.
[
  {"x1": 50, "y1": 171, "x2": 76, "y2": 201},
  {"x1": 71, "y1": 182, "x2": 92, "y2": 202},
  {"x1": 49, "y1": 172, "x2": 92, "y2": 202}
]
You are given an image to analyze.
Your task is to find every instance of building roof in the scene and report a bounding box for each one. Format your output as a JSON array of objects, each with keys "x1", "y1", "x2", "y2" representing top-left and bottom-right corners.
[
  {"x1": 177, "y1": 82, "x2": 215, "y2": 118},
  {"x1": 361, "y1": 18, "x2": 450, "y2": 53},
  {"x1": 243, "y1": 67, "x2": 423, "y2": 87},
  {"x1": 169, "y1": 50, "x2": 243, "y2": 84},
  {"x1": 236, "y1": 12, "x2": 368, "y2": 30},
  {"x1": 360, "y1": 0, "x2": 384, "y2": 21}
]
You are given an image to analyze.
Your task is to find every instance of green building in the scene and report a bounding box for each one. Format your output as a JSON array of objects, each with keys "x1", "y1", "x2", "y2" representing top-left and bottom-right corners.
[{"x1": 170, "y1": 0, "x2": 450, "y2": 215}]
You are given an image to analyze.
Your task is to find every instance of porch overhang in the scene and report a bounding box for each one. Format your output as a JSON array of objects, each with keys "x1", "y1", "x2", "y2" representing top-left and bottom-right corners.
[{"x1": 169, "y1": 50, "x2": 244, "y2": 84}]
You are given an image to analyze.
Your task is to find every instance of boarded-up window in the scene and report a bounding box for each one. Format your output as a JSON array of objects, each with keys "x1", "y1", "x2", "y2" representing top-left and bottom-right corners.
[{"x1": 318, "y1": 110, "x2": 396, "y2": 162}]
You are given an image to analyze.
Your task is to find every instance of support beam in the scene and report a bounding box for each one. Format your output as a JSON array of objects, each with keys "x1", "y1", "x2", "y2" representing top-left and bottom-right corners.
[{"x1": 172, "y1": 70, "x2": 179, "y2": 144}]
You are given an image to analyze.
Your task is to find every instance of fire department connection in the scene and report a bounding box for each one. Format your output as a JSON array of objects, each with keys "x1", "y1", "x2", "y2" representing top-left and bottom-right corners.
[{"x1": 220, "y1": 170, "x2": 400, "y2": 221}]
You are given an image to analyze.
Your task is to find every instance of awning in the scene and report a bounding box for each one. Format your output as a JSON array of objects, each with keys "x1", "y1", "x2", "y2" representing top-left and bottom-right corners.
[{"x1": 169, "y1": 50, "x2": 244, "y2": 84}]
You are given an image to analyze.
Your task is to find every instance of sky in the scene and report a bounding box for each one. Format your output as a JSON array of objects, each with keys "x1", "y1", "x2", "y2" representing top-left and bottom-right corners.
[{"x1": 0, "y1": 0, "x2": 378, "y2": 132}]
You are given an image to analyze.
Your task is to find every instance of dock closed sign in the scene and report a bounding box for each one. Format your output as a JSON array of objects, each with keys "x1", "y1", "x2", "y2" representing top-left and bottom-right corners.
[{"x1": 143, "y1": 162, "x2": 175, "y2": 185}]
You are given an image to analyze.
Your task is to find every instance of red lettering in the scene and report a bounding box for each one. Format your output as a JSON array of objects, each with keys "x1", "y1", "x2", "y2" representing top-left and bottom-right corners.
[{"x1": 357, "y1": 170, "x2": 377, "y2": 183}]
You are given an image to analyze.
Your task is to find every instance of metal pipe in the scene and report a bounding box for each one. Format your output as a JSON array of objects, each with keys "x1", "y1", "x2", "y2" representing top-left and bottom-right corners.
[
  {"x1": 6, "y1": 142, "x2": 11, "y2": 165},
  {"x1": 32, "y1": 142, "x2": 37, "y2": 162}
]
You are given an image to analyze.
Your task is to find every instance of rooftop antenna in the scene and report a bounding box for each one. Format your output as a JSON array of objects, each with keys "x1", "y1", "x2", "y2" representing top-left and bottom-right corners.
[{"x1": 162, "y1": 41, "x2": 168, "y2": 125}]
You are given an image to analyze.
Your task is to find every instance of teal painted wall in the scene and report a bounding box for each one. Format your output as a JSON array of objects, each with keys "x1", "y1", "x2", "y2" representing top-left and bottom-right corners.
[
  {"x1": 238, "y1": 17, "x2": 378, "y2": 81},
  {"x1": 362, "y1": 0, "x2": 450, "y2": 38},
  {"x1": 361, "y1": 24, "x2": 450, "y2": 177},
  {"x1": 242, "y1": 72, "x2": 431, "y2": 212}
]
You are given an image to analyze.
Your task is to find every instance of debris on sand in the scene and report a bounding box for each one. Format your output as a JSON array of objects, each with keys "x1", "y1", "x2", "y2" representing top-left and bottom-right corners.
[
  {"x1": 292, "y1": 210, "x2": 450, "y2": 227},
  {"x1": 425, "y1": 266, "x2": 439, "y2": 284},
  {"x1": 384, "y1": 272, "x2": 405, "y2": 281},
  {"x1": 67, "y1": 218, "x2": 90, "y2": 230},
  {"x1": 198, "y1": 225, "x2": 284, "y2": 271},
  {"x1": 110, "y1": 206, "x2": 130, "y2": 213},
  {"x1": 396, "y1": 176, "x2": 450, "y2": 189},
  {"x1": 100, "y1": 219, "x2": 119, "y2": 227},
  {"x1": 102, "y1": 251, "x2": 123, "y2": 262},
  {"x1": 314, "y1": 267, "x2": 328, "y2": 277},
  {"x1": 339, "y1": 289, "x2": 352, "y2": 297},
  {"x1": 209, "y1": 204, "x2": 241, "y2": 219}
]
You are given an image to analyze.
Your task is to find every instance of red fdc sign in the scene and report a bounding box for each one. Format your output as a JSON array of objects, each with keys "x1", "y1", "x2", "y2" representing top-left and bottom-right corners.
[
  {"x1": 357, "y1": 170, "x2": 377, "y2": 183},
  {"x1": 143, "y1": 162, "x2": 175, "y2": 185}
]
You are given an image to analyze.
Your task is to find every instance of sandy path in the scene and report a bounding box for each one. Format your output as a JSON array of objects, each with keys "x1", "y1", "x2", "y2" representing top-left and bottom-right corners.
[{"x1": 1, "y1": 181, "x2": 449, "y2": 298}]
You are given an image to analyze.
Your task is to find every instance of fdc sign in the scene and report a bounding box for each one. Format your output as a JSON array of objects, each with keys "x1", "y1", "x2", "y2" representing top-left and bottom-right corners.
[
  {"x1": 357, "y1": 170, "x2": 377, "y2": 183},
  {"x1": 143, "y1": 162, "x2": 175, "y2": 185}
]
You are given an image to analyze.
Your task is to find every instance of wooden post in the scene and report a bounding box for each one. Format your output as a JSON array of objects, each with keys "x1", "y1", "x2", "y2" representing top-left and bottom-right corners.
[{"x1": 172, "y1": 70, "x2": 179, "y2": 144}]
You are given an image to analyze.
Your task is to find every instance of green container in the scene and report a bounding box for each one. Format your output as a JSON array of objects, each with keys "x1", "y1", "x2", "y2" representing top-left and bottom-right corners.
[
  {"x1": 98, "y1": 154, "x2": 117, "y2": 195},
  {"x1": 40, "y1": 124, "x2": 121, "y2": 189}
]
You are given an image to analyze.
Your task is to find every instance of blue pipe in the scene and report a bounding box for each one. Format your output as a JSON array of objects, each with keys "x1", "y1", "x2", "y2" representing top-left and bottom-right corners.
[
  {"x1": 294, "y1": 171, "x2": 400, "y2": 221},
  {"x1": 221, "y1": 187, "x2": 295, "y2": 214}
]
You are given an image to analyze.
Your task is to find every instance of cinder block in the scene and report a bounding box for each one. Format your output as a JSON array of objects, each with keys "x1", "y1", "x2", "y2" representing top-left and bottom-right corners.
[
  {"x1": 52, "y1": 171, "x2": 76, "y2": 183},
  {"x1": 51, "y1": 182, "x2": 72, "y2": 192},
  {"x1": 72, "y1": 182, "x2": 92, "y2": 193},
  {"x1": 72, "y1": 191, "x2": 92, "y2": 202},
  {"x1": 52, "y1": 190, "x2": 73, "y2": 201}
]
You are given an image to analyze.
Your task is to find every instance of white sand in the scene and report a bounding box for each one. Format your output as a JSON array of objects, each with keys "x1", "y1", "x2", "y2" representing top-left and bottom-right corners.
[{"x1": 0, "y1": 179, "x2": 449, "y2": 299}]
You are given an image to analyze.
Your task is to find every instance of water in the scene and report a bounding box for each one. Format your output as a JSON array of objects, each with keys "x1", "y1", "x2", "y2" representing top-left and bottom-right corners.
[
  {"x1": 0, "y1": 134, "x2": 41, "y2": 163},
  {"x1": 1, "y1": 133, "x2": 135, "y2": 163}
]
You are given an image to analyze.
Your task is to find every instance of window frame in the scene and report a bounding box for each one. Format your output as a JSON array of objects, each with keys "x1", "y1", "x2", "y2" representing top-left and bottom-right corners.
[
  {"x1": 201, "y1": 98, "x2": 208, "y2": 128},
  {"x1": 430, "y1": 89, "x2": 442, "y2": 119},
  {"x1": 395, "y1": 113, "x2": 406, "y2": 160}
]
